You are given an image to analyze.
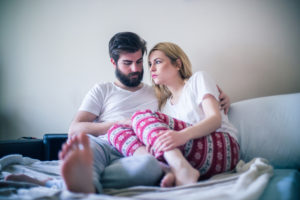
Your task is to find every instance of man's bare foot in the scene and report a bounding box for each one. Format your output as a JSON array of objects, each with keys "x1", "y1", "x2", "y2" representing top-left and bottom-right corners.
[
  {"x1": 5, "y1": 174, "x2": 50, "y2": 186},
  {"x1": 160, "y1": 172, "x2": 175, "y2": 187},
  {"x1": 60, "y1": 133, "x2": 96, "y2": 193}
]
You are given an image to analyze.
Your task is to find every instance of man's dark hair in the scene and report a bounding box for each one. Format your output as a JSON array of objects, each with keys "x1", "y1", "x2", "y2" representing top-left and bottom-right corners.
[{"x1": 109, "y1": 32, "x2": 147, "y2": 63}]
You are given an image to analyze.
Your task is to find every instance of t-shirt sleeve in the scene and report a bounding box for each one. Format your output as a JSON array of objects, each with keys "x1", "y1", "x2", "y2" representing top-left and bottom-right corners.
[
  {"x1": 192, "y1": 71, "x2": 220, "y2": 105},
  {"x1": 78, "y1": 84, "x2": 104, "y2": 116}
]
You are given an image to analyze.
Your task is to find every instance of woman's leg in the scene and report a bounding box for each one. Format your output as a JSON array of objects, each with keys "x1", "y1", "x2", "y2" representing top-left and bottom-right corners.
[
  {"x1": 131, "y1": 110, "x2": 169, "y2": 159},
  {"x1": 107, "y1": 122, "x2": 176, "y2": 187},
  {"x1": 181, "y1": 132, "x2": 240, "y2": 179},
  {"x1": 163, "y1": 149, "x2": 200, "y2": 186},
  {"x1": 131, "y1": 110, "x2": 199, "y2": 185},
  {"x1": 153, "y1": 111, "x2": 191, "y2": 131},
  {"x1": 107, "y1": 124, "x2": 145, "y2": 156}
]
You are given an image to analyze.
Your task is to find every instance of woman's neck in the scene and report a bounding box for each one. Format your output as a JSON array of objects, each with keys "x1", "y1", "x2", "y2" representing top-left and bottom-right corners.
[{"x1": 167, "y1": 78, "x2": 186, "y2": 105}]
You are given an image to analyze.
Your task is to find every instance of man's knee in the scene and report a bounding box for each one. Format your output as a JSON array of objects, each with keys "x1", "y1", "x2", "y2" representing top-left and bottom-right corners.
[
  {"x1": 102, "y1": 155, "x2": 163, "y2": 189},
  {"x1": 135, "y1": 155, "x2": 162, "y2": 176},
  {"x1": 124, "y1": 155, "x2": 163, "y2": 186}
]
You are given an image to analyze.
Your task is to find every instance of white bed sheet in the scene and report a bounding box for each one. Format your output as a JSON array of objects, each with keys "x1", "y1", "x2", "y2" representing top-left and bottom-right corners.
[{"x1": 0, "y1": 154, "x2": 273, "y2": 200}]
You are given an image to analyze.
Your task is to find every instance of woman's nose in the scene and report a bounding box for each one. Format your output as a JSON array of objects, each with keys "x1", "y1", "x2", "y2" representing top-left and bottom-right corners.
[{"x1": 150, "y1": 64, "x2": 155, "y2": 71}]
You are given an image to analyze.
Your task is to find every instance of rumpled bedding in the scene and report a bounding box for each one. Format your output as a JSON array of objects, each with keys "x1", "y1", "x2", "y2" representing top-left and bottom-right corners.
[{"x1": 0, "y1": 154, "x2": 273, "y2": 200}]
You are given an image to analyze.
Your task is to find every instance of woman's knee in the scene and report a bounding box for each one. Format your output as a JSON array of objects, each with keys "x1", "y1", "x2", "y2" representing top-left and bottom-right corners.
[{"x1": 131, "y1": 109, "x2": 154, "y2": 120}]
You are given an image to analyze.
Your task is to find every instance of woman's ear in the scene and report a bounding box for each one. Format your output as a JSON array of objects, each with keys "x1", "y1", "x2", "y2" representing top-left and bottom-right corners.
[{"x1": 176, "y1": 59, "x2": 182, "y2": 70}]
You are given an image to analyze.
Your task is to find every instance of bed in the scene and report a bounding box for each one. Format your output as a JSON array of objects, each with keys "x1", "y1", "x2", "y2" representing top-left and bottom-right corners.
[{"x1": 1, "y1": 93, "x2": 300, "y2": 200}]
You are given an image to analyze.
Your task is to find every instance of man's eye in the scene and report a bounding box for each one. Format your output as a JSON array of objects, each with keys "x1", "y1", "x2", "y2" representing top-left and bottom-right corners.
[
  {"x1": 137, "y1": 60, "x2": 143, "y2": 64},
  {"x1": 123, "y1": 62, "x2": 131, "y2": 65}
]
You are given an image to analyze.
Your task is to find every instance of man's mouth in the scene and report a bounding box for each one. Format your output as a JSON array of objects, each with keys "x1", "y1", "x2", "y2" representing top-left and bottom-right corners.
[{"x1": 129, "y1": 73, "x2": 140, "y2": 79}]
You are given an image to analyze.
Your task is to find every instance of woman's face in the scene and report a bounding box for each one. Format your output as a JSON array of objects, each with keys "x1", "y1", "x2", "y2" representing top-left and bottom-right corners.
[{"x1": 148, "y1": 50, "x2": 180, "y2": 85}]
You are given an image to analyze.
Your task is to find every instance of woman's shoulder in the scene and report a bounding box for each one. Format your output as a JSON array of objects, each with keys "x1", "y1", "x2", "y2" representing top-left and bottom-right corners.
[
  {"x1": 186, "y1": 70, "x2": 218, "y2": 95},
  {"x1": 192, "y1": 70, "x2": 210, "y2": 78},
  {"x1": 187, "y1": 70, "x2": 210, "y2": 83}
]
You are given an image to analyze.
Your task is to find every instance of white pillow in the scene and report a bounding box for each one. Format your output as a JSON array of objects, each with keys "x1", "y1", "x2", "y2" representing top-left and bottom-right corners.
[{"x1": 228, "y1": 93, "x2": 300, "y2": 169}]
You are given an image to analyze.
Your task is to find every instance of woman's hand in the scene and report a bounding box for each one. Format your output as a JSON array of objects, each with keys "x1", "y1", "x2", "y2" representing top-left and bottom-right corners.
[{"x1": 153, "y1": 130, "x2": 188, "y2": 152}]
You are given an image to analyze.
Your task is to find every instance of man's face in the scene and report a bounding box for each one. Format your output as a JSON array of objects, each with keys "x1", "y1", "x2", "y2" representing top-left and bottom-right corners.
[{"x1": 114, "y1": 50, "x2": 144, "y2": 87}]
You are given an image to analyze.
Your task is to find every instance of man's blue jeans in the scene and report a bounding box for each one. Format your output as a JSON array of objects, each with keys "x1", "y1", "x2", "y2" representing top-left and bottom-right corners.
[{"x1": 46, "y1": 135, "x2": 163, "y2": 193}]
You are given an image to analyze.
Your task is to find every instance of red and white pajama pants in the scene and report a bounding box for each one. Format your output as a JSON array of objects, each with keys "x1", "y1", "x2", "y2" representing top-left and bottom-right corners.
[{"x1": 108, "y1": 109, "x2": 240, "y2": 179}]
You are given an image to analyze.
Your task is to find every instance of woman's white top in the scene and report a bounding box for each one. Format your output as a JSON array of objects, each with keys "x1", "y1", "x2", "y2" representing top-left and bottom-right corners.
[{"x1": 162, "y1": 71, "x2": 238, "y2": 140}]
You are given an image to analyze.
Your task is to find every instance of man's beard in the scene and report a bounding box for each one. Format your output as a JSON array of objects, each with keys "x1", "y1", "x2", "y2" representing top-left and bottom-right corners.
[{"x1": 115, "y1": 66, "x2": 144, "y2": 87}]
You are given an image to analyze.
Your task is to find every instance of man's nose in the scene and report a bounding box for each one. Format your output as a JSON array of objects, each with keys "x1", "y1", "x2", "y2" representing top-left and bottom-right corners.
[{"x1": 131, "y1": 63, "x2": 139, "y2": 72}]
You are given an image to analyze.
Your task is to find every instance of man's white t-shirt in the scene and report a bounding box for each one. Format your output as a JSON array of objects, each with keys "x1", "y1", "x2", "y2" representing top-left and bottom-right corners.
[
  {"x1": 79, "y1": 82, "x2": 158, "y2": 121},
  {"x1": 162, "y1": 71, "x2": 238, "y2": 140},
  {"x1": 79, "y1": 82, "x2": 158, "y2": 141}
]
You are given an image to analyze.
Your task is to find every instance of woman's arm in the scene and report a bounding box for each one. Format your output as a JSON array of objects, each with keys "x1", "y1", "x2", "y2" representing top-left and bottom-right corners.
[
  {"x1": 153, "y1": 94, "x2": 222, "y2": 152},
  {"x1": 182, "y1": 94, "x2": 222, "y2": 140}
]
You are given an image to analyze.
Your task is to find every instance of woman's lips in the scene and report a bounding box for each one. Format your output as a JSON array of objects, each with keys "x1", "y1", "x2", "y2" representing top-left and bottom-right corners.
[{"x1": 152, "y1": 74, "x2": 157, "y2": 79}]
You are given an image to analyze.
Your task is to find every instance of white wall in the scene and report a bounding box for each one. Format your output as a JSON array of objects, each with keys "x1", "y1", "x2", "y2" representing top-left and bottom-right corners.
[{"x1": 0, "y1": 0, "x2": 299, "y2": 140}]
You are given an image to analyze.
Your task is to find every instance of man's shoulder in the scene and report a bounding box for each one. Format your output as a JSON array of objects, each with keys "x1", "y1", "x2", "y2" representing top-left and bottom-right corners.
[
  {"x1": 92, "y1": 82, "x2": 114, "y2": 90},
  {"x1": 86, "y1": 82, "x2": 116, "y2": 97},
  {"x1": 140, "y1": 83, "x2": 155, "y2": 93},
  {"x1": 142, "y1": 83, "x2": 152, "y2": 89}
]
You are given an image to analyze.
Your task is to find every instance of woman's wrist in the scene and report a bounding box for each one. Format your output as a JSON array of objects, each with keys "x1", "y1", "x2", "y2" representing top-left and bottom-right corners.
[{"x1": 178, "y1": 128, "x2": 192, "y2": 143}]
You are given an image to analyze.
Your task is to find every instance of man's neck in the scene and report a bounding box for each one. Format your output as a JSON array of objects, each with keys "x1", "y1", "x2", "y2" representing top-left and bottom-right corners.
[{"x1": 114, "y1": 80, "x2": 143, "y2": 92}]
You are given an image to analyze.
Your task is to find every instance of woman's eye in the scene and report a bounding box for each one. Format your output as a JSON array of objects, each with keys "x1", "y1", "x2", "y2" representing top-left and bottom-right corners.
[{"x1": 155, "y1": 60, "x2": 161, "y2": 64}]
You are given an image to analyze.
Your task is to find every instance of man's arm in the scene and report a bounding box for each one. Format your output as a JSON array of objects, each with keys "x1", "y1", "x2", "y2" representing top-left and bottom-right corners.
[{"x1": 68, "y1": 111, "x2": 115, "y2": 138}]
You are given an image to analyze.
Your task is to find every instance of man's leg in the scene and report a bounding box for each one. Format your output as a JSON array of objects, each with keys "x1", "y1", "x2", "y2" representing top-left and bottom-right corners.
[
  {"x1": 6, "y1": 133, "x2": 163, "y2": 191},
  {"x1": 101, "y1": 154, "x2": 163, "y2": 189},
  {"x1": 107, "y1": 123, "x2": 175, "y2": 187},
  {"x1": 90, "y1": 133, "x2": 163, "y2": 190},
  {"x1": 59, "y1": 133, "x2": 95, "y2": 193},
  {"x1": 58, "y1": 133, "x2": 123, "y2": 193},
  {"x1": 5, "y1": 134, "x2": 97, "y2": 192}
]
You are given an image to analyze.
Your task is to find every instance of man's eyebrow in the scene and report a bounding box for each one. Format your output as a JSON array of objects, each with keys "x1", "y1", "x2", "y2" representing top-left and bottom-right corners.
[{"x1": 122, "y1": 60, "x2": 133, "y2": 63}]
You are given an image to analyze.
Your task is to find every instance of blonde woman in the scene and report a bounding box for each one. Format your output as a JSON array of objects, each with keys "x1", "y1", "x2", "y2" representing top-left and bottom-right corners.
[{"x1": 108, "y1": 42, "x2": 239, "y2": 186}]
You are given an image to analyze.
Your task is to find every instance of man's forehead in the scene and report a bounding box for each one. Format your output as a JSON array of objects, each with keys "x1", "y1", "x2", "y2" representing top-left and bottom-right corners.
[{"x1": 119, "y1": 50, "x2": 143, "y2": 61}]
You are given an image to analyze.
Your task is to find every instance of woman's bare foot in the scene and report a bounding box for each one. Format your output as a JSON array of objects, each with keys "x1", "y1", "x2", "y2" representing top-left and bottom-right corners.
[
  {"x1": 5, "y1": 174, "x2": 50, "y2": 186},
  {"x1": 164, "y1": 149, "x2": 200, "y2": 186},
  {"x1": 172, "y1": 164, "x2": 200, "y2": 186},
  {"x1": 160, "y1": 171, "x2": 175, "y2": 187},
  {"x1": 60, "y1": 133, "x2": 96, "y2": 193}
]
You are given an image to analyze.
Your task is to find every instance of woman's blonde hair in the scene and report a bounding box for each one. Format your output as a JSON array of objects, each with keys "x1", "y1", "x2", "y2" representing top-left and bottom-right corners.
[{"x1": 148, "y1": 42, "x2": 193, "y2": 110}]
